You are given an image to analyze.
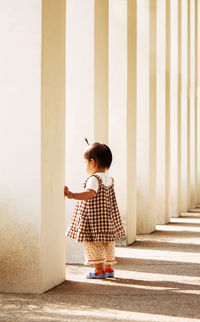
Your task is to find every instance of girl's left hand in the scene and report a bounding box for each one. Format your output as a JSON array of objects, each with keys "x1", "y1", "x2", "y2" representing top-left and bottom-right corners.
[{"x1": 64, "y1": 186, "x2": 74, "y2": 199}]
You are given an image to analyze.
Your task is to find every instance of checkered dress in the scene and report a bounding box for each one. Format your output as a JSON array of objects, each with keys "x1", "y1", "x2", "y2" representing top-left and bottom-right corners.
[{"x1": 66, "y1": 175, "x2": 125, "y2": 242}]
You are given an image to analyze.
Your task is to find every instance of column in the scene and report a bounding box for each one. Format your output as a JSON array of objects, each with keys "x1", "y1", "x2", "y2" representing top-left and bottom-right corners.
[
  {"x1": 189, "y1": 0, "x2": 197, "y2": 209},
  {"x1": 137, "y1": 0, "x2": 157, "y2": 234},
  {"x1": 195, "y1": 0, "x2": 198, "y2": 206},
  {"x1": 178, "y1": 0, "x2": 182, "y2": 214},
  {"x1": 65, "y1": 0, "x2": 94, "y2": 263},
  {"x1": 41, "y1": 0, "x2": 66, "y2": 292},
  {"x1": 127, "y1": 0, "x2": 137, "y2": 243},
  {"x1": 156, "y1": 0, "x2": 168, "y2": 224},
  {"x1": 109, "y1": 0, "x2": 137, "y2": 245},
  {"x1": 170, "y1": 0, "x2": 179, "y2": 217},
  {"x1": 180, "y1": 0, "x2": 189, "y2": 212},
  {"x1": 197, "y1": 0, "x2": 200, "y2": 205},
  {"x1": 165, "y1": 0, "x2": 171, "y2": 221},
  {"x1": 94, "y1": 0, "x2": 108, "y2": 143},
  {"x1": 0, "y1": 0, "x2": 66, "y2": 293},
  {"x1": 187, "y1": 0, "x2": 191, "y2": 209}
]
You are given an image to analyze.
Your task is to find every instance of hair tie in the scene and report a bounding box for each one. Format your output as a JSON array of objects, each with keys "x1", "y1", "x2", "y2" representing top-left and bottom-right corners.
[{"x1": 84, "y1": 138, "x2": 89, "y2": 145}]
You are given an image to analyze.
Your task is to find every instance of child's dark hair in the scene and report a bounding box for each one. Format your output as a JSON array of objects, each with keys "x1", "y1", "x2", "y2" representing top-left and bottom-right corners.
[{"x1": 84, "y1": 142, "x2": 112, "y2": 169}]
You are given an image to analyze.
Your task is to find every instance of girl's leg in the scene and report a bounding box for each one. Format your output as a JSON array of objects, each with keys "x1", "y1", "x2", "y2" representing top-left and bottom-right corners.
[
  {"x1": 83, "y1": 242, "x2": 105, "y2": 274},
  {"x1": 94, "y1": 262, "x2": 104, "y2": 273},
  {"x1": 103, "y1": 241, "x2": 116, "y2": 272},
  {"x1": 104, "y1": 263, "x2": 112, "y2": 270}
]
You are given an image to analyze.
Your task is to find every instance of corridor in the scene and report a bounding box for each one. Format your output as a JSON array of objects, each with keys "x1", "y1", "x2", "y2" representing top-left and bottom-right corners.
[{"x1": 1, "y1": 211, "x2": 200, "y2": 321}]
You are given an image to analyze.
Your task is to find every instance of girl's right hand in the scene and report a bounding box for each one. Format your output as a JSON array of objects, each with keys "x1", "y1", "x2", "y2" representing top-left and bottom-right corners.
[{"x1": 64, "y1": 186, "x2": 74, "y2": 199}]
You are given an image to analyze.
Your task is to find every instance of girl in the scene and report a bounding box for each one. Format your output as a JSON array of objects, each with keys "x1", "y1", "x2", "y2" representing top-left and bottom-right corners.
[{"x1": 64, "y1": 141, "x2": 125, "y2": 279}]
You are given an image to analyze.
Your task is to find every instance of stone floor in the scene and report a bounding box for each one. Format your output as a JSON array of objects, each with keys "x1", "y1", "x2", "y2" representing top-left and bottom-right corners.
[{"x1": 1, "y1": 212, "x2": 200, "y2": 321}]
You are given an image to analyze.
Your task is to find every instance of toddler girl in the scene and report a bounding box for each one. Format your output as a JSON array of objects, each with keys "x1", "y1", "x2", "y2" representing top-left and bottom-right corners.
[{"x1": 64, "y1": 141, "x2": 125, "y2": 279}]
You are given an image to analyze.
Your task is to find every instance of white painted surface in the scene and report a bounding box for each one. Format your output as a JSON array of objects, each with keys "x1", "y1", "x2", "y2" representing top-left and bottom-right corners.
[
  {"x1": 189, "y1": 0, "x2": 197, "y2": 208},
  {"x1": 0, "y1": 0, "x2": 42, "y2": 293},
  {"x1": 109, "y1": 0, "x2": 128, "y2": 236},
  {"x1": 0, "y1": 0, "x2": 66, "y2": 293},
  {"x1": 197, "y1": 0, "x2": 200, "y2": 204},
  {"x1": 41, "y1": 0, "x2": 66, "y2": 291},
  {"x1": 137, "y1": 0, "x2": 156, "y2": 234},
  {"x1": 65, "y1": 0, "x2": 94, "y2": 263},
  {"x1": 156, "y1": 0, "x2": 167, "y2": 224},
  {"x1": 180, "y1": 0, "x2": 189, "y2": 212},
  {"x1": 170, "y1": 0, "x2": 178, "y2": 217}
]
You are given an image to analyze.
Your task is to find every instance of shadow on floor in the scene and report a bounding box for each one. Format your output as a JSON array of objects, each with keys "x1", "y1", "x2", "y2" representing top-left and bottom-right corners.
[
  {"x1": 115, "y1": 257, "x2": 200, "y2": 277},
  {"x1": 1, "y1": 214, "x2": 200, "y2": 321},
  {"x1": 45, "y1": 277, "x2": 200, "y2": 320},
  {"x1": 130, "y1": 240, "x2": 200, "y2": 252}
]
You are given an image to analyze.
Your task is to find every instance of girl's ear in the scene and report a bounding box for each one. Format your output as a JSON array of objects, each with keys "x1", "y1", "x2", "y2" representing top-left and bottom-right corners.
[{"x1": 90, "y1": 158, "x2": 96, "y2": 167}]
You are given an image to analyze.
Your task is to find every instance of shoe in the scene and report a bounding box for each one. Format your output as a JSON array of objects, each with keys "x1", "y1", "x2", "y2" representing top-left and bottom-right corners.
[
  {"x1": 85, "y1": 270, "x2": 106, "y2": 279},
  {"x1": 105, "y1": 269, "x2": 114, "y2": 278}
]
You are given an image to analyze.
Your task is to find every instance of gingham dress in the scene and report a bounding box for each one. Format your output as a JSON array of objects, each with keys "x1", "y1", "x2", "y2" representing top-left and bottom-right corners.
[{"x1": 66, "y1": 175, "x2": 125, "y2": 242}]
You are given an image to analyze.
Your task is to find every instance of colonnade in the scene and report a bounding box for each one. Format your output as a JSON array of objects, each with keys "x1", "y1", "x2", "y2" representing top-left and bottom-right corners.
[
  {"x1": 0, "y1": 0, "x2": 200, "y2": 293},
  {"x1": 66, "y1": 0, "x2": 200, "y2": 256}
]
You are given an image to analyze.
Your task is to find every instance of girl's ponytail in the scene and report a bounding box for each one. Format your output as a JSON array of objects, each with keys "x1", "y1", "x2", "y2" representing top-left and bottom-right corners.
[{"x1": 84, "y1": 138, "x2": 89, "y2": 145}]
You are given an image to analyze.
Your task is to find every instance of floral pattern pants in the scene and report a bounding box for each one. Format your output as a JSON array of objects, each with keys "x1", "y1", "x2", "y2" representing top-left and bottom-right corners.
[{"x1": 83, "y1": 241, "x2": 116, "y2": 265}]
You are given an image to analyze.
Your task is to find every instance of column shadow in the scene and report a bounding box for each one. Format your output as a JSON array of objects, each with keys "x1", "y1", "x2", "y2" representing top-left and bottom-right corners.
[{"x1": 46, "y1": 275, "x2": 200, "y2": 321}]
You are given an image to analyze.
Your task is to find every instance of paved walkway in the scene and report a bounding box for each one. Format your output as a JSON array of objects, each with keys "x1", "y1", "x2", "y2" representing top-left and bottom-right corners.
[{"x1": 1, "y1": 211, "x2": 200, "y2": 321}]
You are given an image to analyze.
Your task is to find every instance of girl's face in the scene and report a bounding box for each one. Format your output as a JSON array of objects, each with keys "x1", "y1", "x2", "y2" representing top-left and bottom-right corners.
[{"x1": 84, "y1": 157, "x2": 96, "y2": 175}]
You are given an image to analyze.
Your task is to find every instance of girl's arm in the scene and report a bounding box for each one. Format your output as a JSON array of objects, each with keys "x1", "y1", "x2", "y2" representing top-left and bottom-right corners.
[{"x1": 64, "y1": 186, "x2": 96, "y2": 201}]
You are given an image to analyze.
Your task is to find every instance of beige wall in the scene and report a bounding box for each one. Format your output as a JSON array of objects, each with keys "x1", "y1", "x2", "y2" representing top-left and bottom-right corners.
[{"x1": 0, "y1": 0, "x2": 66, "y2": 293}]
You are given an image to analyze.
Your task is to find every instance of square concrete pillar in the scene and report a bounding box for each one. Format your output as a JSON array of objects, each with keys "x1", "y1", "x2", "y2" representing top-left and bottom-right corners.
[
  {"x1": 189, "y1": 0, "x2": 197, "y2": 208},
  {"x1": 65, "y1": 0, "x2": 94, "y2": 264},
  {"x1": 179, "y1": 0, "x2": 189, "y2": 212},
  {"x1": 156, "y1": 0, "x2": 168, "y2": 224},
  {"x1": 197, "y1": 0, "x2": 200, "y2": 204},
  {"x1": 178, "y1": 0, "x2": 182, "y2": 215},
  {"x1": 187, "y1": 0, "x2": 192, "y2": 209},
  {"x1": 94, "y1": 0, "x2": 108, "y2": 143},
  {"x1": 127, "y1": 0, "x2": 137, "y2": 243},
  {"x1": 0, "y1": 0, "x2": 66, "y2": 293},
  {"x1": 165, "y1": 0, "x2": 171, "y2": 221},
  {"x1": 195, "y1": 0, "x2": 199, "y2": 205},
  {"x1": 136, "y1": 0, "x2": 157, "y2": 234},
  {"x1": 178, "y1": 0, "x2": 198, "y2": 213},
  {"x1": 109, "y1": 0, "x2": 137, "y2": 245},
  {"x1": 170, "y1": 0, "x2": 179, "y2": 217}
]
